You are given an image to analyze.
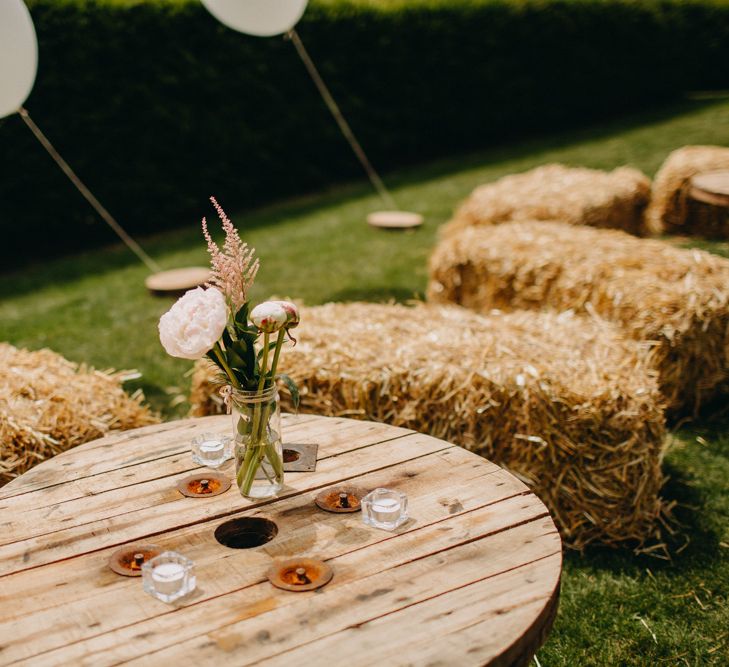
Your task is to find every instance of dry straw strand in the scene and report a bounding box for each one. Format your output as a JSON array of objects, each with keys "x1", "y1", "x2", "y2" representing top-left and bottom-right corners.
[
  {"x1": 646, "y1": 145, "x2": 729, "y2": 238},
  {"x1": 427, "y1": 221, "x2": 729, "y2": 413},
  {"x1": 442, "y1": 163, "x2": 652, "y2": 238},
  {"x1": 0, "y1": 344, "x2": 159, "y2": 486},
  {"x1": 192, "y1": 302, "x2": 669, "y2": 552}
]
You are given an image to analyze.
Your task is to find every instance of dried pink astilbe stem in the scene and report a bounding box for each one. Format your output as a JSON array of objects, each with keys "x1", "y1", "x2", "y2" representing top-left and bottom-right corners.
[{"x1": 203, "y1": 197, "x2": 259, "y2": 312}]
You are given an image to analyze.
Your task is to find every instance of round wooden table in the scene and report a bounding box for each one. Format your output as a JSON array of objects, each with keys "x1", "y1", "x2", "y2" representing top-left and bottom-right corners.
[{"x1": 0, "y1": 414, "x2": 561, "y2": 666}]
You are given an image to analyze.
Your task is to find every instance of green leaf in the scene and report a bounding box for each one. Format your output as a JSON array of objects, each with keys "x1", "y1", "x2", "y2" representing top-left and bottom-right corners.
[
  {"x1": 205, "y1": 350, "x2": 225, "y2": 372},
  {"x1": 234, "y1": 302, "x2": 250, "y2": 328},
  {"x1": 276, "y1": 373, "x2": 300, "y2": 409},
  {"x1": 222, "y1": 326, "x2": 233, "y2": 349},
  {"x1": 227, "y1": 322, "x2": 258, "y2": 380}
]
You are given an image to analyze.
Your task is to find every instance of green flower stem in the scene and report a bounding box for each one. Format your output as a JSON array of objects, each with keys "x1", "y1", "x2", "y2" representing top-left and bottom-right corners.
[
  {"x1": 236, "y1": 436, "x2": 258, "y2": 489},
  {"x1": 238, "y1": 413, "x2": 284, "y2": 495},
  {"x1": 239, "y1": 331, "x2": 277, "y2": 496},
  {"x1": 250, "y1": 331, "x2": 271, "y2": 438},
  {"x1": 264, "y1": 435, "x2": 284, "y2": 478},
  {"x1": 236, "y1": 328, "x2": 287, "y2": 496},
  {"x1": 256, "y1": 331, "x2": 271, "y2": 394},
  {"x1": 259, "y1": 453, "x2": 277, "y2": 485},
  {"x1": 249, "y1": 328, "x2": 286, "y2": 485},
  {"x1": 212, "y1": 342, "x2": 241, "y2": 390},
  {"x1": 239, "y1": 443, "x2": 261, "y2": 493},
  {"x1": 268, "y1": 329, "x2": 287, "y2": 382}
]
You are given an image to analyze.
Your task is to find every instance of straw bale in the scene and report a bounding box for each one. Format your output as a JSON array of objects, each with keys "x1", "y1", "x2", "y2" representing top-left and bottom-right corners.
[
  {"x1": 191, "y1": 302, "x2": 668, "y2": 551},
  {"x1": 646, "y1": 145, "x2": 729, "y2": 238},
  {"x1": 443, "y1": 164, "x2": 651, "y2": 237},
  {"x1": 0, "y1": 343, "x2": 159, "y2": 486},
  {"x1": 428, "y1": 221, "x2": 729, "y2": 413}
]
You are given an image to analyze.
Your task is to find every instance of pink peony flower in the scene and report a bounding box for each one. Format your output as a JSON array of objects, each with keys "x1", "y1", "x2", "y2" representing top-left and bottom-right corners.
[
  {"x1": 158, "y1": 287, "x2": 228, "y2": 359},
  {"x1": 251, "y1": 301, "x2": 288, "y2": 333},
  {"x1": 273, "y1": 300, "x2": 300, "y2": 329}
]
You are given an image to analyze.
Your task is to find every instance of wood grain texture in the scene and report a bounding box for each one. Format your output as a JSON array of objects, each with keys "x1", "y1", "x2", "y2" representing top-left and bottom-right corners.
[{"x1": 0, "y1": 415, "x2": 561, "y2": 667}]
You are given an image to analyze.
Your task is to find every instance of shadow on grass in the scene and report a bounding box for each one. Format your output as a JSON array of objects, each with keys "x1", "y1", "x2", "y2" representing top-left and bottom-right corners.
[
  {"x1": 4, "y1": 95, "x2": 728, "y2": 300},
  {"x1": 127, "y1": 378, "x2": 190, "y2": 421},
  {"x1": 677, "y1": 238, "x2": 729, "y2": 259},
  {"x1": 565, "y1": 428, "x2": 728, "y2": 578}
]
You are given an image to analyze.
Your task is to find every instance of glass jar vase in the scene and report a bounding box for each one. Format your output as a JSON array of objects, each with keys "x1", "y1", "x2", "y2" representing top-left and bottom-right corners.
[{"x1": 231, "y1": 385, "x2": 283, "y2": 499}]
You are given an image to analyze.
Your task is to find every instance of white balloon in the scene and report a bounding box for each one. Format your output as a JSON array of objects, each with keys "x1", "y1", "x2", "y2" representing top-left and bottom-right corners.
[
  {"x1": 0, "y1": 0, "x2": 37, "y2": 119},
  {"x1": 201, "y1": 0, "x2": 308, "y2": 37}
]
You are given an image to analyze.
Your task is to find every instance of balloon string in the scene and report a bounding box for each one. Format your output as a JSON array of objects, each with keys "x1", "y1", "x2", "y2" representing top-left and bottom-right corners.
[
  {"x1": 286, "y1": 29, "x2": 398, "y2": 211},
  {"x1": 17, "y1": 107, "x2": 162, "y2": 274}
]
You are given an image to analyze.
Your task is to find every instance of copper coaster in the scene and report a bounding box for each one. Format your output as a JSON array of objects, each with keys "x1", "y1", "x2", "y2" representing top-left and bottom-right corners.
[
  {"x1": 108, "y1": 544, "x2": 161, "y2": 577},
  {"x1": 268, "y1": 558, "x2": 333, "y2": 592},
  {"x1": 315, "y1": 486, "x2": 367, "y2": 513},
  {"x1": 282, "y1": 442, "x2": 318, "y2": 472},
  {"x1": 176, "y1": 473, "x2": 231, "y2": 498}
]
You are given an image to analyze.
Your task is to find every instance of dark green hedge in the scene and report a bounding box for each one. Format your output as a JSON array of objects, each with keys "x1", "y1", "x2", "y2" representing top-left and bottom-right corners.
[{"x1": 1, "y1": 0, "x2": 729, "y2": 263}]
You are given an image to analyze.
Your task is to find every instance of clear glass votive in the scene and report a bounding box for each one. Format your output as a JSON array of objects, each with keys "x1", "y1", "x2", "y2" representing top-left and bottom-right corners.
[
  {"x1": 361, "y1": 488, "x2": 408, "y2": 531},
  {"x1": 191, "y1": 432, "x2": 232, "y2": 468},
  {"x1": 142, "y1": 551, "x2": 196, "y2": 603}
]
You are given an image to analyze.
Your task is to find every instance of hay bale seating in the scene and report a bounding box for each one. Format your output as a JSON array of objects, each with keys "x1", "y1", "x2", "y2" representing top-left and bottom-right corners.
[
  {"x1": 442, "y1": 164, "x2": 652, "y2": 238},
  {"x1": 427, "y1": 221, "x2": 729, "y2": 413},
  {"x1": 0, "y1": 343, "x2": 159, "y2": 486},
  {"x1": 646, "y1": 145, "x2": 729, "y2": 238},
  {"x1": 191, "y1": 302, "x2": 668, "y2": 552}
]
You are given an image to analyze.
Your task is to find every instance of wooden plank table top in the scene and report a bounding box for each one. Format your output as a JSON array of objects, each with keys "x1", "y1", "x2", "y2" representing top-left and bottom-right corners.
[{"x1": 0, "y1": 414, "x2": 562, "y2": 667}]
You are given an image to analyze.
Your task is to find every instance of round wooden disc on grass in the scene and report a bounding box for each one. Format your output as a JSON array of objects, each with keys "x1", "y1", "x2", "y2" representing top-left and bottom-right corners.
[
  {"x1": 689, "y1": 170, "x2": 729, "y2": 207},
  {"x1": 367, "y1": 210, "x2": 423, "y2": 229},
  {"x1": 145, "y1": 267, "x2": 211, "y2": 297}
]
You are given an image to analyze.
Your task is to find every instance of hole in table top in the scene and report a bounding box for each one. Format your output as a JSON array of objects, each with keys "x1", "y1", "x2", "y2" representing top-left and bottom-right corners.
[
  {"x1": 283, "y1": 449, "x2": 301, "y2": 463},
  {"x1": 214, "y1": 517, "x2": 278, "y2": 549}
]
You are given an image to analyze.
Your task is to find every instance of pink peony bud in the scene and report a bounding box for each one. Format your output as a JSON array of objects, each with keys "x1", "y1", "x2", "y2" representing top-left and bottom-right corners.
[
  {"x1": 251, "y1": 301, "x2": 287, "y2": 333},
  {"x1": 273, "y1": 300, "x2": 300, "y2": 329}
]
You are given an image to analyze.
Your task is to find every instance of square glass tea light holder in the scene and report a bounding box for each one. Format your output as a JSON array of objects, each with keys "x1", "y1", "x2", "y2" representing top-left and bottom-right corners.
[
  {"x1": 142, "y1": 551, "x2": 196, "y2": 603},
  {"x1": 361, "y1": 488, "x2": 408, "y2": 531},
  {"x1": 191, "y1": 432, "x2": 232, "y2": 468}
]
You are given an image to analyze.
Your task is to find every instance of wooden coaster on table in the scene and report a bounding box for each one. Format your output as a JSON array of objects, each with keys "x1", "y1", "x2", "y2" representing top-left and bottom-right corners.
[
  {"x1": 267, "y1": 558, "x2": 333, "y2": 592},
  {"x1": 315, "y1": 486, "x2": 367, "y2": 513},
  {"x1": 108, "y1": 544, "x2": 161, "y2": 577},
  {"x1": 176, "y1": 473, "x2": 231, "y2": 498}
]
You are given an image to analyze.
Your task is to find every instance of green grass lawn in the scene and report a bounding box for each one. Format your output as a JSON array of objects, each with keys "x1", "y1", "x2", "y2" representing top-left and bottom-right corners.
[{"x1": 1, "y1": 97, "x2": 728, "y2": 664}]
